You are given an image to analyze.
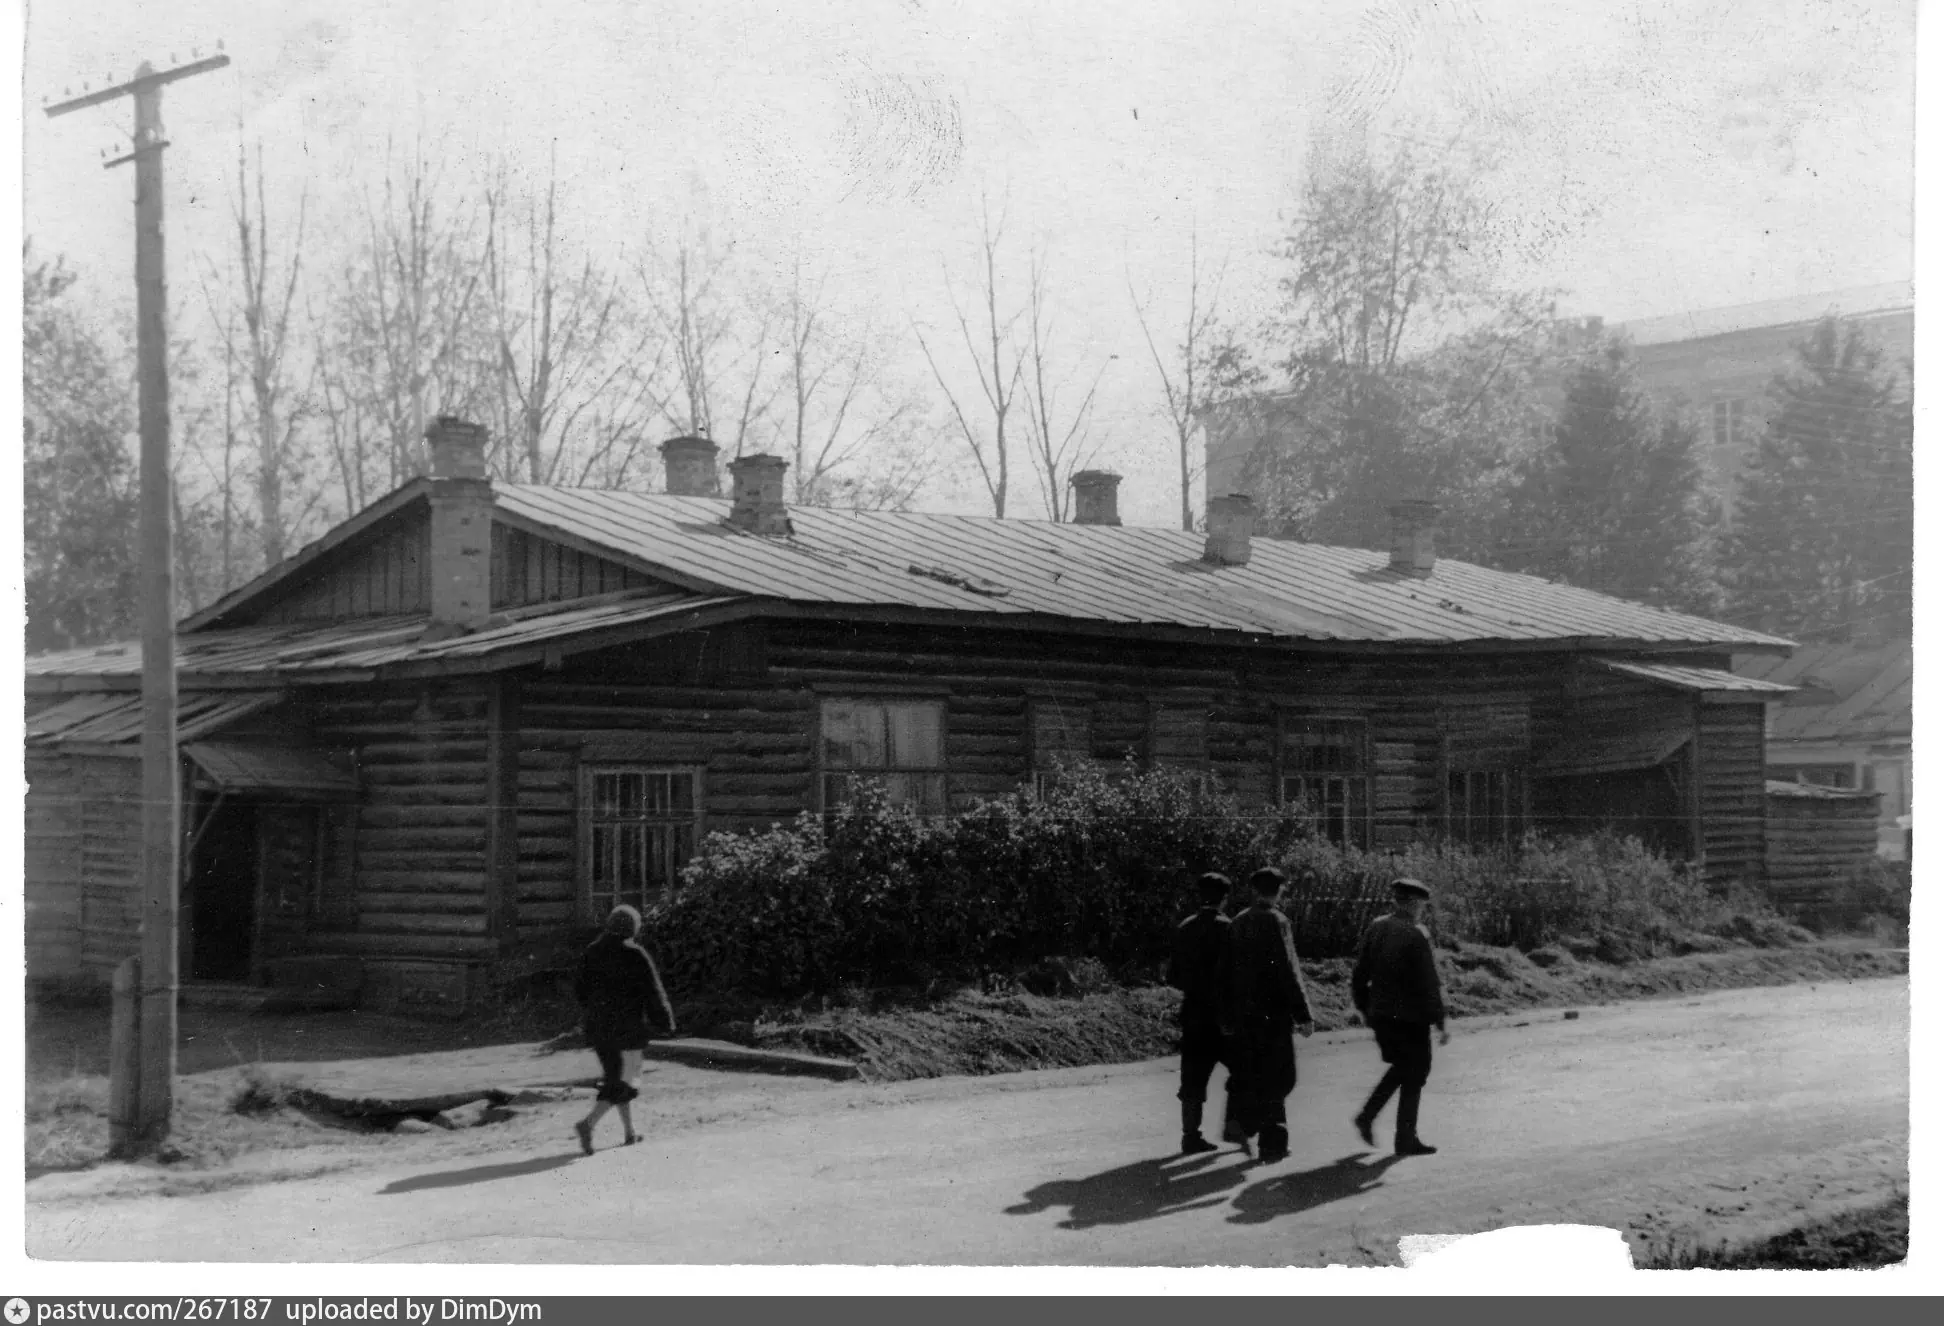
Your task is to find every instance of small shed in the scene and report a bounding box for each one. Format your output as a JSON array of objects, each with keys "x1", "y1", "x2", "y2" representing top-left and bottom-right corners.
[{"x1": 1764, "y1": 779, "x2": 1882, "y2": 911}]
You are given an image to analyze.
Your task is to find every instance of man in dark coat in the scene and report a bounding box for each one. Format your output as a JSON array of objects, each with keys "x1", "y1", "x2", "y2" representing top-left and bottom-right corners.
[
  {"x1": 1351, "y1": 877, "x2": 1449, "y2": 1158},
  {"x1": 1219, "y1": 867, "x2": 1315, "y2": 1164},
  {"x1": 1166, "y1": 872, "x2": 1234, "y2": 1154},
  {"x1": 573, "y1": 904, "x2": 678, "y2": 1155}
]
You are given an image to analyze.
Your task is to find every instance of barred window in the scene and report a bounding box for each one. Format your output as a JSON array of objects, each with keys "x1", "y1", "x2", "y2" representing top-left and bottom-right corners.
[
  {"x1": 1282, "y1": 715, "x2": 1371, "y2": 848},
  {"x1": 580, "y1": 767, "x2": 700, "y2": 918},
  {"x1": 821, "y1": 699, "x2": 948, "y2": 814}
]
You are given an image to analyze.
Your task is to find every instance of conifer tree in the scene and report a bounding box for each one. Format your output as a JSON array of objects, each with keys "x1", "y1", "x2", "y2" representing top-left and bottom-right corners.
[
  {"x1": 1498, "y1": 339, "x2": 1717, "y2": 611},
  {"x1": 1724, "y1": 318, "x2": 1912, "y2": 641}
]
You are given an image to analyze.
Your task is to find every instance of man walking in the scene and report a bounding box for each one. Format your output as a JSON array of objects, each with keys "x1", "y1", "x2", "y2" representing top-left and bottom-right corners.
[
  {"x1": 1167, "y1": 872, "x2": 1234, "y2": 1154},
  {"x1": 1351, "y1": 877, "x2": 1449, "y2": 1158},
  {"x1": 1220, "y1": 867, "x2": 1315, "y2": 1164}
]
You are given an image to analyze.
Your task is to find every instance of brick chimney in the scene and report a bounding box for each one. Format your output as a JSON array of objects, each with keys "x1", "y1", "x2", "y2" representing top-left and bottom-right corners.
[
  {"x1": 727, "y1": 454, "x2": 793, "y2": 536},
  {"x1": 426, "y1": 416, "x2": 493, "y2": 632},
  {"x1": 1202, "y1": 494, "x2": 1255, "y2": 566},
  {"x1": 659, "y1": 435, "x2": 722, "y2": 496},
  {"x1": 1070, "y1": 470, "x2": 1123, "y2": 526},
  {"x1": 1388, "y1": 500, "x2": 1441, "y2": 575}
]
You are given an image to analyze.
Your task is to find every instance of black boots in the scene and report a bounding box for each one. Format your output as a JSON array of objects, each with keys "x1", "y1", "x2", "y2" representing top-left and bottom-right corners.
[{"x1": 1180, "y1": 1100, "x2": 1218, "y2": 1153}]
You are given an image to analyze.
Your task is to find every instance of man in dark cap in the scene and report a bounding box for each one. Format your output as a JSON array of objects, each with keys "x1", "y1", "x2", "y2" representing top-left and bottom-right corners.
[
  {"x1": 1167, "y1": 872, "x2": 1234, "y2": 1154},
  {"x1": 1219, "y1": 866, "x2": 1315, "y2": 1164},
  {"x1": 1350, "y1": 877, "x2": 1449, "y2": 1158}
]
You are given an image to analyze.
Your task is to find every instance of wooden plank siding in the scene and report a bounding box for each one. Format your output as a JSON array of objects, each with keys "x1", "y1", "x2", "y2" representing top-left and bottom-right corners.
[
  {"x1": 24, "y1": 755, "x2": 86, "y2": 977},
  {"x1": 240, "y1": 507, "x2": 666, "y2": 625},
  {"x1": 492, "y1": 525, "x2": 661, "y2": 609},
  {"x1": 254, "y1": 517, "x2": 430, "y2": 623},
  {"x1": 1698, "y1": 701, "x2": 1768, "y2": 889}
]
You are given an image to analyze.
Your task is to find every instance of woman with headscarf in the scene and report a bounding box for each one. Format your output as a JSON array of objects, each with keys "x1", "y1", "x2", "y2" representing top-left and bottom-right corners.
[{"x1": 573, "y1": 904, "x2": 677, "y2": 1155}]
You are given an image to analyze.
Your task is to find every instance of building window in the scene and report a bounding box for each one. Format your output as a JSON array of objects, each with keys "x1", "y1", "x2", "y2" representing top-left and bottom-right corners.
[
  {"x1": 1711, "y1": 397, "x2": 1746, "y2": 453},
  {"x1": 1448, "y1": 769, "x2": 1525, "y2": 847},
  {"x1": 580, "y1": 766, "x2": 701, "y2": 917},
  {"x1": 1282, "y1": 715, "x2": 1371, "y2": 848},
  {"x1": 1768, "y1": 762, "x2": 1855, "y2": 789},
  {"x1": 821, "y1": 699, "x2": 948, "y2": 813},
  {"x1": 1029, "y1": 698, "x2": 1092, "y2": 798}
]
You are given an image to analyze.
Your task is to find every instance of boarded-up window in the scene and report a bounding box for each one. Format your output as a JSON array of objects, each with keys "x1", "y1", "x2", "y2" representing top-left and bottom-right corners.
[
  {"x1": 1281, "y1": 715, "x2": 1371, "y2": 848},
  {"x1": 580, "y1": 767, "x2": 701, "y2": 918},
  {"x1": 1149, "y1": 706, "x2": 1208, "y2": 769},
  {"x1": 821, "y1": 700, "x2": 947, "y2": 814}
]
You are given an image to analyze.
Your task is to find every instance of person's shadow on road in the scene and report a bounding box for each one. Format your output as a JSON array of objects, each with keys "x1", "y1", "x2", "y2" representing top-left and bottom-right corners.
[
  {"x1": 1226, "y1": 1152, "x2": 1401, "y2": 1225},
  {"x1": 381, "y1": 1153, "x2": 579, "y2": 1195},
  {"x1": 1006, "y1": 1153, "x2": 1251, "y2": 1230}
]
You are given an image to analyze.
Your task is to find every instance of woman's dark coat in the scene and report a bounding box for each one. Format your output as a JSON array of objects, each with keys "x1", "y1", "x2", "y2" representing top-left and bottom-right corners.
[{"x1": 575, "y1": 932, "x2": 676, "y2": 1051}]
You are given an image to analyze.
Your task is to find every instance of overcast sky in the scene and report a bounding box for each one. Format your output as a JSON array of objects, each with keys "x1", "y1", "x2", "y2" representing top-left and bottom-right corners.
[{"x1": 19, "y1": 0, "x2": 1918, "y2": 525}]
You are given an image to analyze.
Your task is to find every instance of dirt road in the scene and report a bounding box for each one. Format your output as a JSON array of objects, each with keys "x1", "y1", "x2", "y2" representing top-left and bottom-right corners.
[{"x1": 27, "y1": 978, "x2": 1906, "y2": 1266}]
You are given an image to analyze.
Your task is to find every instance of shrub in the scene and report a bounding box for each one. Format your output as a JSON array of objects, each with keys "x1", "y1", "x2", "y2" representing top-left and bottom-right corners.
[{"x1": 646, "y1": 762, "x2": 1801, "y2": 997}]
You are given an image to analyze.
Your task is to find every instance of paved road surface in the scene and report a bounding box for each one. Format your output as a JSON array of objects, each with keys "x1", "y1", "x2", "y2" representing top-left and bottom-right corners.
[{"x1": 28, "y1": 979, "x2": 1907, "y2": 1266}]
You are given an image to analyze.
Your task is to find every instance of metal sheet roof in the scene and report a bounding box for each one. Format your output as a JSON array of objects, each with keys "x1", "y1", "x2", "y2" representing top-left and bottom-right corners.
[
  {"x1": 1597, "y1": 660, "x2": 1797, "y2": 694},
  {"x1": 26, "y1": 691, "x2": 282, "y2": 747},
  {"x1": 25, "y1": 591, "x2": 742, "y2": 686},
  {"x1": 1736, "y1": 641, "x2": 1911, "y2": 744},
  {"x1": 184, "y1": 742, "x2": 359, "y2": 798},
  {"x1": 495, "y1": 486, "x2": 1791, "y2": 650},
  {"x1": 1621, "y1": 282, "x2": 1912, "y2": 347}
]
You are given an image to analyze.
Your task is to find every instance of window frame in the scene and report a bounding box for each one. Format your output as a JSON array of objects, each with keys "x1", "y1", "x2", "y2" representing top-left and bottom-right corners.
[
  {"x1": 1278, "y1": 713, "x2": 1373, "y2": 849},
  {"x1": 1026, "y1": 695, "x2": 1094, "y2": 799},
  {"x1": 576, "y1": 763, "x2": 706, "y2": 922},
  {"x1": 817, "y1": 697, "x2": 950, "y2": 816},
  {"x1": 1445, "y1": 767, "x2": 1527, "y2": 848}
]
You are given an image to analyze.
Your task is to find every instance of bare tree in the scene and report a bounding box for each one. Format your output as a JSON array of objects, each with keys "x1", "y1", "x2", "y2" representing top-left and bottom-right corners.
[
  {"x1": 913, "y1": 194, "x2": 1025, "y2": 518},
  {"x1": 222, "y1": 143, "x2": 315, "y2": 565},
  {"x1": 775, "y1": 257, "x2": 931, "y2": 508},
  {"x1": 1020, "y1": 252, "x2": 1107, "y2": 522},
  {"x1": 484, "y1": 154, "x2": 656, "y2": 484},
  {"x1": 329, "y1": 141, "x2": 493, "y2": 487},
  {"x1": 638, "y1": 222, "x2": 776, "y2": 462},
  {"x1": 1130, "y1": 230, "x2": 1227, "y2": 531}
]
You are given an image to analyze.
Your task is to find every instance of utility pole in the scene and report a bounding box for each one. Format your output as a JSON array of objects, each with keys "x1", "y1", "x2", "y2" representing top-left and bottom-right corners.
[{"x1": 46, "y1": 48, "x2": 230, "y2": 1149}]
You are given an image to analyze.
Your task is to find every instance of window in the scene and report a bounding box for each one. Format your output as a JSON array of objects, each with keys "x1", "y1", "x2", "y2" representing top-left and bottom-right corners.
[
  {"x1": 1767, "y1": 762, "x2": 1855, "y2": 789},
  {"x1": 1029, "y1": 698, "x2": 1092, "y2": 798},
  {"x1": 580, "y1": 767, "x2": 700, "y2": 917},
  {"x1": 1711, "y1": 398, "x2": 1746, "y2": 453},
  {"x1": 1281, "y1": 716, "x2": 1371, "y2": 848},
  {"x1": 821, "y1": 699, "x2": 947, "y2": 813},
  {"x1": 1448, "y1": 769, "x2": 1525, "y2": 846}
]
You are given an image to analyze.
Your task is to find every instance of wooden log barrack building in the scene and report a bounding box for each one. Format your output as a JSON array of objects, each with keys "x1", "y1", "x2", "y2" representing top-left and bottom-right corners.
[{"x1": 25, "y1": 419, "x2": 1799, "y2": 1010}]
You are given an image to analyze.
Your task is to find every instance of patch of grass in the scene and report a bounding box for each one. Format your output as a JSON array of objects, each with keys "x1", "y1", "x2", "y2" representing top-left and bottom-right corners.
[
  {"x1": 1645, "y1": 1194, "x2": 1908, "y2": 1269},
  {"x1": 747, "y1": 940, "x2": 1907, "y2": 1083}
]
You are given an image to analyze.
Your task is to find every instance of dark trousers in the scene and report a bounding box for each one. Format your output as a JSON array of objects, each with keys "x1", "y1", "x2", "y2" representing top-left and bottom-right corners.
[
  {"x1": 1358, "y1": 1017, "x2": 1433, "y2": 1145},
  {"x1": 1177, "y1": 1024, "x2": 1231, "y2": 1137},
  {"x1": 1226, "y1": 1020, "x2": 1297, "y2": 1155}
]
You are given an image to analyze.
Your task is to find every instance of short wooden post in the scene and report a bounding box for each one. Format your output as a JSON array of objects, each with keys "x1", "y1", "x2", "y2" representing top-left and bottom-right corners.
[{"x1": 108, "y1": 956, "x2": 141, "y2": 1157}]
